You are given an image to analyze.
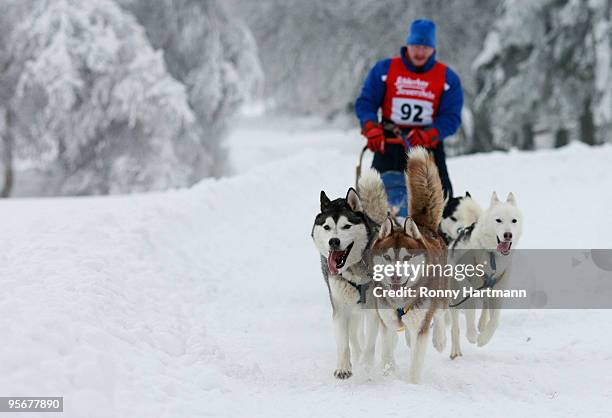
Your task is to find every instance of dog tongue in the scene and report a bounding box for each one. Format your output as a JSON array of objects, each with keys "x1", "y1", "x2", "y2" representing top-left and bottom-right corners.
[
  {"x1": 497, "y1": 240, "x2": 511, "y2": 253},
  {"x1": 327, "y1": 251, "x2": 343, "y2": 275}
]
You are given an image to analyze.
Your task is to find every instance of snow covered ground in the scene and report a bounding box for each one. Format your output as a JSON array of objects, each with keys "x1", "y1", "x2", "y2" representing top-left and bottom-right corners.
[{"x1": 1, "y1": 118, "x2": 611, "y2": 417}]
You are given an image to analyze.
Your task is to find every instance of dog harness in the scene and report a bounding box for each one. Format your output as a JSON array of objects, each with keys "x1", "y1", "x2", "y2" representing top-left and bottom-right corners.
[
  {"x1": 395, "y1": 306, "x2": 411, "y2": 332},
  {"x1": 483, "y1": 252, "x2": 498, "y2": 287},
  {"x1": 397, "y1": 306, "x2": 410, "y2": 319},
  {"x1": 450, "y1": 222, "x2": 477, "y2": 252},
  {"x1": 439, "y1": 230, "x2": 453, "y2": 245},
  {"x1": 448, "y1": 251, "x2": 498, "y2": 308},
  {"x1": 343, "y1": 279, "x2": 369, "y2": 304}
]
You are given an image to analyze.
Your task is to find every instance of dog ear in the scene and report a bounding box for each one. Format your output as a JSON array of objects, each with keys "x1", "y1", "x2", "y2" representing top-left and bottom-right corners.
[
  {"x1": 465, "y1": 191, "x2": 471, "y2": 198},
  {"x1": 490, "y1": 191, "x2": 500, "y2": 206},
  {"x1": 378, "y1": 218, "x2": 393, "y2": 239},
  {"x1": 320, "y1": 191, "x2": 331, "y2": 211},
  {"x1": 506, "y1": 192, "x2": 517, "y2": 206},
  {"x1": 403, "y1": 217, "x2": 422, "y2": 240},
  {"x1": 345, "y1": 188, "x2": 363, "y2": 212}
]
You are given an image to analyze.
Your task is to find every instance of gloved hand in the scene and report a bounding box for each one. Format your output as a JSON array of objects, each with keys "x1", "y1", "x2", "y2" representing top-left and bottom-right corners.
[
  {"x1": 361, "y1": 120, "x2": 385, "y2": 153},
  {"x1": 408, "y1": 127, "x2": 440, "y2": 149}
]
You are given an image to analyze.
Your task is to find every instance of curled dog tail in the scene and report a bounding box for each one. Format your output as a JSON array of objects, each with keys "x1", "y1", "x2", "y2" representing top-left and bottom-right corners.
[
  {"x1": 357, "y1": 169, "x2": 388, "y2": 225},
  {"x1": 406, "y1": 147, "x2": 444, "y2": 231}
]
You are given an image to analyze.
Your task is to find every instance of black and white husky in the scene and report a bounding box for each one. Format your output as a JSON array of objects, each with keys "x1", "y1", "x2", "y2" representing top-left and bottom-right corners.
[
  {"x1": 439, "y1": 192, "x2": 482, "y2": 245},
  {"x1": 311, "y1": 183, "x2": 384, "y2": 379}
]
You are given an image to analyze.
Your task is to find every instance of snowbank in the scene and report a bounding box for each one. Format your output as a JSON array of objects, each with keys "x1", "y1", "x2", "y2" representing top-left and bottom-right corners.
[{"x1": 0, "y1": 123, "x2": 611, "y2": 417}]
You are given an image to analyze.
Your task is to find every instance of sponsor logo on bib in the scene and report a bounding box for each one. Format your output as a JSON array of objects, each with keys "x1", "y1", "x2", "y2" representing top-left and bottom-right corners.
[{"x1": 394, "y1": 76, "x2": 435, "y2": 100}]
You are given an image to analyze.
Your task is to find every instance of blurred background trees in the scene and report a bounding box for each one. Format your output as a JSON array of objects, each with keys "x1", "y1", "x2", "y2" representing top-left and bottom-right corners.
[
  {"x1": 0, "y1": 0, "x2": 262, "y2": 196},
  {"x1": 0, "y1": 0, "x2": 610, "y2": 196},
  {"x1": 229, "y1": 0, "x2": 610, "y2": 155},
  {"x1": 472, "y1": 0, "x2": 612, "y2": 152}
]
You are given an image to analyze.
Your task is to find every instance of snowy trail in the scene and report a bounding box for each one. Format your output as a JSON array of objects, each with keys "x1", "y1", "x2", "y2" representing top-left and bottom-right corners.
[{"x1": 1, "y1": 121, "x2": 612, "y2": 417}]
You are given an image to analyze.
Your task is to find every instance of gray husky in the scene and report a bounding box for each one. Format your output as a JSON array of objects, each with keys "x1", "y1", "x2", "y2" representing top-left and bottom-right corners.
[{"x1": 311, "y1": 183, "x2": 384, "y2": 379}]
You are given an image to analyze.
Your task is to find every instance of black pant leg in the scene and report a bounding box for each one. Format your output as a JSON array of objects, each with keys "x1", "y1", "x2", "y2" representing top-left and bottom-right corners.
[
  {"x1": 432, "y1": 142, "x2": 453, "y2": 199},
  {"x1": 371, "y1": 143, "x2": 407, "y2": 173},
  {"x1": 370, "y1": 132, "x2": 453, "y2": 199}
]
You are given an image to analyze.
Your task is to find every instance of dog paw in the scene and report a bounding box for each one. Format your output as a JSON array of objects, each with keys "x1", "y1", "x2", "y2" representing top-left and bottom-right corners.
[
  {"x1": 466, "y1": 329, "x2": 477, "y2": 344},
  {"x1": 477, "y1": 332, "x2": 493, "y2": 347},
  {"x1": 334, "y1": 369, "x2": 352, "y2": 379},
  {"x1": 382, "y1": 361, "x2": 396, "y2": 376},
  {"x1": 450, "y1": 350, "x2": 462, "y2": 360},
  {"x1": 409, "y1": 372, "x2": 422, "y2": 384},
  {"x1": 432, "y1": 333, "x2": 446, "y2": 353}
]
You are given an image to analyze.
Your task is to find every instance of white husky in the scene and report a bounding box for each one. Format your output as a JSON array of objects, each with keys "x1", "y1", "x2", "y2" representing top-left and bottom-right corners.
[{"x1": 448, "y1": 192, "x2": 523, "y2": 359}]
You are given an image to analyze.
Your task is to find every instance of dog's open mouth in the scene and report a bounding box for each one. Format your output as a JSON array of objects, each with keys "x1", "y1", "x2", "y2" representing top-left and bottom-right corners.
[
  {"x1": 327, "y1": 242, "x2": 354, "y2": 275},
  {"x1": 496, "y1": 236, "x2": 512, "y2": 256}
]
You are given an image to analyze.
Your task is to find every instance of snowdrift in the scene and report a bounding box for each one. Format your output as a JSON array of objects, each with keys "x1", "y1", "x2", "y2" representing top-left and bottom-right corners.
[{"x1": 1, "y1": 126, "x2": 611, "y2": 416}]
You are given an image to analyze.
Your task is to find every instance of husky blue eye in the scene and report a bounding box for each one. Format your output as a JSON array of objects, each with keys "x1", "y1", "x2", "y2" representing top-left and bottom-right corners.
[
  {"x1": 342, "y1": 225, "x2": 352, "y2": 230},
  {"x1": 496, "y1": 219, "x2": 502, "y2": 223},
  {"x1": 512, "y1": 219, "x2": 517, "y2": 223},
  {"x1": 323, "y1": 225, "x2": 331, "y2": 230}
]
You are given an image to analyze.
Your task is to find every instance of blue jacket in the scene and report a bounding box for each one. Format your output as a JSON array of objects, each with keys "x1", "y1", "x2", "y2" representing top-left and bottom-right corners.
[{"x1": 355, "y1": 47, "x2": 463, "y2": 141}]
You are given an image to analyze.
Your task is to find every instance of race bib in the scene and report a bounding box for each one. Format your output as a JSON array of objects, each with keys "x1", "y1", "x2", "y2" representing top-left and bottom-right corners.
[{"x1": 390, "y1": 98, "x2": 433, "y2": 126}]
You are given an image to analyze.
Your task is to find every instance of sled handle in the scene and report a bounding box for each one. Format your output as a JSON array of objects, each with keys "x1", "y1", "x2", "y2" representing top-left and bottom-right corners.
[
  {"x1": 355, "y1": 137, "x2": 406, "y2": 189},
  {"x1": 355, "y1": 146, "x2": 368, "y2": 190},
  {"x1": 384, "y1": 137, "x2": 405, "y2": 145}
]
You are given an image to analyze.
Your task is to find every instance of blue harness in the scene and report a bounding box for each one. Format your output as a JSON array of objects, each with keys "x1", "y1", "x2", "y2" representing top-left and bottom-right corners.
[
  {"x1": 483, "y1": 251, "x2": 498, "y2": 288},
  {"x1": 448, "y1": 251, "x2": 498, "y2": 308}
]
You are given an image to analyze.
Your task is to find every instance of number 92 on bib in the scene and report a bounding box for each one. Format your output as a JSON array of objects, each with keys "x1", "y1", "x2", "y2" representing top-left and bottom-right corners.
[{"x1": 390, "y1": 98, "x2": 433, "y2": 126}]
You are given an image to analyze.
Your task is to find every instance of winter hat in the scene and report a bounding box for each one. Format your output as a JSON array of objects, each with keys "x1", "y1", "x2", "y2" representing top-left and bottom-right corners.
[{"x1": 406, "y1": 19, "x2": 436, "y2": 48}]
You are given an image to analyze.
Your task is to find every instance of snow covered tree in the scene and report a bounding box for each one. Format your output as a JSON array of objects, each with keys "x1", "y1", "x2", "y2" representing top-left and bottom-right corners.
[
  {"x1": 0, "y1": 0, "x2": 29, "y2": 197},
  {"x1": 0, "y1": 0, "x2": 202, "y2": 195},
  {"x1": 0, "y1": 0, "x2": 262, "y2": 196},
  {"x1": 117, "y1": 0, "x2": 264, "y2": 175},
  {"x1": 472, "y1": 0, "x2": 612, "y2": 151}
]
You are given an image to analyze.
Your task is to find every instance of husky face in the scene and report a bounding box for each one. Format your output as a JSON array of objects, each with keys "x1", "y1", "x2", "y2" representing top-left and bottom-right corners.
[
  {"x1": 372, "y1": 218, "x2": 427, "y2": 290},
  {"x1": 439, "y1": 191, "x2": 483, "y2": 244},
  {"x1": 485, "y1": 192, "x2": 522, "y2": 256},
  {"x1": 312, "y1": 188, "x2": 370, "y2": 275}
]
